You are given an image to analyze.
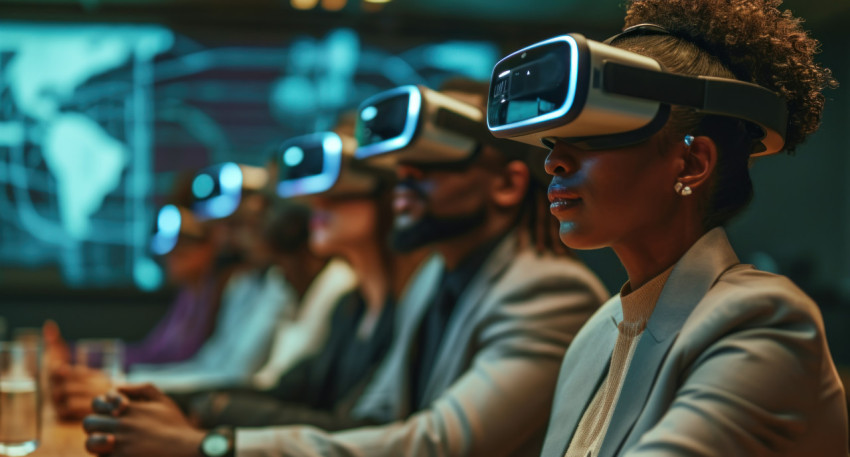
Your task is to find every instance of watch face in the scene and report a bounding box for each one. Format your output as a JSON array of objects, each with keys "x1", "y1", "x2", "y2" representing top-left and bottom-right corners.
[{"x1": 202, "y1": 433, "x2": 230, "y2": 457}]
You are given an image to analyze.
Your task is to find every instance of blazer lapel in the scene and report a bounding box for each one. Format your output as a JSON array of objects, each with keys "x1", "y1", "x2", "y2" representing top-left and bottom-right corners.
[
  {"x1": 419, "y1": 233, "x2": 517, "y2": 404},
  {"x1": 546, "y1": 300, "x2": 622, "y2": 457},
  {"x1": 352, "y1": 254, "x2": 442, "y2": 421},
  {"x1": 598, "y1": 228, "x2": 740, "y2": 457},
  {"x1": 394, "y1": 254, "x2": 444, "y2": 417}
]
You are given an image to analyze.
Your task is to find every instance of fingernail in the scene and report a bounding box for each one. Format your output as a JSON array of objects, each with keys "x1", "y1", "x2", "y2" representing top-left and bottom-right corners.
[{"x1": 90, "y1": 435, "x2": 106, "y2": 444}]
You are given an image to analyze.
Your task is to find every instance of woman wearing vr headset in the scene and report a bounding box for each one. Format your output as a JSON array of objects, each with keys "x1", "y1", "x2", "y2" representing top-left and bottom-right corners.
[{"x1": 518, "y1": 0, "x2": 847, "y2": 456}]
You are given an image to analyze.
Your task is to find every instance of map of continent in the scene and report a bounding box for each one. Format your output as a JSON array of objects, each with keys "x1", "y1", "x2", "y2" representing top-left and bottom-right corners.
[{"x1": 1, "y1": 24, "x2": 172, "y2": 240}]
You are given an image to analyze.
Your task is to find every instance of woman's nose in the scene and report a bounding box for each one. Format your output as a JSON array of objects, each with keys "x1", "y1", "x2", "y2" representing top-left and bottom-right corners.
[{"x1": 544, "y1": 142, "x2": 578, "y2": 177}]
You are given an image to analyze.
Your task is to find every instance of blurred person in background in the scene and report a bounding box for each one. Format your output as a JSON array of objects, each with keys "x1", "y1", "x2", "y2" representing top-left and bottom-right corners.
[
  {"x1": 126, "y1": 196, "x2": 327, "y2": 393},
  {"x1": 46, "y1": 204, "x2": 228, "y2": 420},
  {"x1": 81, "y1": 82, "x2": 607, "y2": 457},
  {"x1": 179, "y1": 129, "x2": 428, "y2": 429}
]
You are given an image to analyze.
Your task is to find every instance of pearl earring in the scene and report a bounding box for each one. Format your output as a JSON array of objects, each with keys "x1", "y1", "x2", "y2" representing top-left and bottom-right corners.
[{"x1": 674, "y1": 181, "x2": 692, "y2": 196}]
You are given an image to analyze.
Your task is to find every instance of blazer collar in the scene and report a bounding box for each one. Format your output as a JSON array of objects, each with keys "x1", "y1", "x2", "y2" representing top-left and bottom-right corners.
[
  {"x1": 385, "y1": 254, "x2": 443, "y2": 418},
  {"x1": 419, "y1": 231, "x2": 519, "y2": 403},
  {"x1": 645, "y1": 227, "x2": 740, "y2": 341},
  {"x1": 544, "y1": 301, "x2": 620, "y2": 457},
  {"x1": 598, "y1": 227, "x2": 740, "y2": 457}
]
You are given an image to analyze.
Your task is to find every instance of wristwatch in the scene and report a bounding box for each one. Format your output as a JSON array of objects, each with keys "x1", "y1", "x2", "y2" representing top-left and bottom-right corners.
[{"x1": 199, "y1": 426, "x2": 235, "y2": 457}]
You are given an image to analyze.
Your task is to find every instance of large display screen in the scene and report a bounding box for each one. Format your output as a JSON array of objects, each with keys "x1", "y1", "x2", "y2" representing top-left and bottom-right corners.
[{"x1": 0, "y1": 21, "x2": 500, "y2": 290}]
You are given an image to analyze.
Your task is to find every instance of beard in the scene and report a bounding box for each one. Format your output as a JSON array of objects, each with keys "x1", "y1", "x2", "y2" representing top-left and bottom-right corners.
[{"x1": 390, "y1": 208, "x2": 487, "y2": 253}]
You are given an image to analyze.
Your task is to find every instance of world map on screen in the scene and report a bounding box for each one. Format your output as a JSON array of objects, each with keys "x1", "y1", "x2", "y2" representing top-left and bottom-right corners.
[{"x1": 0, "y1": 22, "x2": 499, "y2": 290}]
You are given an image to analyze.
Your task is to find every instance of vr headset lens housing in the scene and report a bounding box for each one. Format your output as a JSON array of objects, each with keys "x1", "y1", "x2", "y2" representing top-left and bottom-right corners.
[
  {"x1": 489, "y1": 37, "x2": 578, "y2": 128},
  {"x1": 150, "y1": 204, "x2": 183, "y2": 256},
  {"x1": 355, "y1": 85, "x2": 485, "y2": 166},
  {"x1": 357, "y1": 86, "x2": 421, "y2": 157},
  {"x1": 191, "y1": 163, "x2": 268, "y2": 220},
  {"x1": 487, "y1": 33, "x2": 788, "y2": 155},
  {"x1": 276, "y1": 132, "x2": 340, "y2": 198},
  {"x1": 276, "y1": 132, "x2": 377, "y2": 198}
]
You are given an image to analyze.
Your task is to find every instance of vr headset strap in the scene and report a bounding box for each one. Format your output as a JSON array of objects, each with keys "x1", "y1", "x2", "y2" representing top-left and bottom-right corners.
[{"x1": 603, "y1": 62, "x2": 788, "y2": 150}]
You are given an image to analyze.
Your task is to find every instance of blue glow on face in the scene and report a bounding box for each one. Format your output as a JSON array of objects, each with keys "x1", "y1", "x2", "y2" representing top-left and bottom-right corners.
[
  {"x1": 283, "y1": 146, "x2": 305, "y2": 167},
  {"x1": 219, "y1": 162, "x2": 243, "y2": 193},
  {"x1": 355, "y1": 85, "x2": 422, "y2": 159},
  {"x1": 192, "y1": 174, "x2": 215, "y2": 199},
  {"x1": 487, "y1": 35, "x2": 580, "y2": 134},
  {"x1": 361, "y1": 106, "x2": 378, "y2": 122},
  {"x1": 157, "y1": 204, "x2": 181, "y2": 235},
  {"x1": 276, "y1": 132, "x2": 342, "y2": 198}
]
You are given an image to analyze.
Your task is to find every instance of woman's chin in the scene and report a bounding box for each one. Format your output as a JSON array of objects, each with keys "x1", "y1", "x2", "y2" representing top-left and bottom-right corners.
[{"x1": 558, "y1": 222, "x2": 606, "y2": 251}]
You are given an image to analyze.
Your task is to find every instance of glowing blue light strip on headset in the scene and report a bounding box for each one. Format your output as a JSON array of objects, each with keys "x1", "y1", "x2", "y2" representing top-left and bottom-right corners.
[
  {"x1": 487, "y1": 35, "x2": 580, "y2": 133},
  {"x1": 192, "y1": 162, "x2": 244, "y2": 220},
  {"x1": 150, "y1": 204, "x2": 181, "y2": 255},
  {"x1": 354, "y1": 85, "x2": 423, "y2": 159},
  {"x1": 276, "y1": 132, "x2": 343, "y2": 198}
]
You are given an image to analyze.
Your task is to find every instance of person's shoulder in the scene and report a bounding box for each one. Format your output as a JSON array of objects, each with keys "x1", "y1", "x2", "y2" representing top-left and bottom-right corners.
[
  {"x1": 715, "y1": 264, "x2": 818, "y2": 312},
  {"x1": 690, "y1": 264, "x2": 824, "y2": 334},
  {"x1": 500, "y1": 248, "x2": 609, "y2": 298}
]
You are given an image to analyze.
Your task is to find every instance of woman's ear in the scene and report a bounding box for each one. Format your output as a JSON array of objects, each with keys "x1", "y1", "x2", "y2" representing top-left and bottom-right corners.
[
  {"x1": 677, "y1": 135, "x2": 717, "y2": 192},
  {"x1": 491, "y1": 159, "x2": 530, "y2": 208}
]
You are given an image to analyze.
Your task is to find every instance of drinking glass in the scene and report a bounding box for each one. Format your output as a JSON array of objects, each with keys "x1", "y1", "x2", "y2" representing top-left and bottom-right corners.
[
  {"x1": 11, "y1": 329, "x2": 45, "y2": 399},
  {"x1": 0, "y1": 342, "x2": 41, "y2": 456},
  {"x1": 74, "y1": 339, "x2": 125, "y2": 386}
]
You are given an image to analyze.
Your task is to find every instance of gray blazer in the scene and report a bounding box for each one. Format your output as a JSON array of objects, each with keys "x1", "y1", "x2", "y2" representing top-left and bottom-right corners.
[
  {"x1": 236, "y1": 233, "x2": 609, "y2": 457},
  {"x1": 541, "y1": 228, "x2": 849, "y2": 457}
]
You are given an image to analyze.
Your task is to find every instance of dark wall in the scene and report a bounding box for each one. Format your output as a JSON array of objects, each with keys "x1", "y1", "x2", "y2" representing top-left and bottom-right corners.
[{"x1": 1, "y1": 290, "x2": 173, "y2": 342}]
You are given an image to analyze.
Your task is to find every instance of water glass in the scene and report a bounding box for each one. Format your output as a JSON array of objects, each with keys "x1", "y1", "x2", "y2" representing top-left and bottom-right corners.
[
  {"x1": 0, "y1": 342, "x2": 41, "y2": 456},
  {"x1": 74, "y1": 339, "x2": 125, "y2": 386}
]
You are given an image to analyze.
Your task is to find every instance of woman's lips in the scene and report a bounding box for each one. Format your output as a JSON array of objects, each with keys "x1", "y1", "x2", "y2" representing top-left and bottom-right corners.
[{"x1": 548, "y1": 187, "x2": 582, "y2": 213}]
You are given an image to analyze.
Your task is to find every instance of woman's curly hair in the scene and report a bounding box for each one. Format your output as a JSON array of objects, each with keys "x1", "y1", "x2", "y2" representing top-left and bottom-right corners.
[
  {"x1": 624, "y1": 0, "x2": 837, "y2": 152},
  {"x1": 614, "y1": 0, "x2": 836, "y2": 228}
]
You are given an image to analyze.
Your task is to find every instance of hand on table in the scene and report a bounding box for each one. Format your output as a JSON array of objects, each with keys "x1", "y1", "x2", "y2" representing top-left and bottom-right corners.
[
  {"x1": 42, "y1": 320, "x2": 70, "y2": 372},
  {"x1": 83, "y1": 383, "x2": 206, "y2": 457},
  {"x1": 50, "y1": 364, "x2": 113, "y2": 421}
]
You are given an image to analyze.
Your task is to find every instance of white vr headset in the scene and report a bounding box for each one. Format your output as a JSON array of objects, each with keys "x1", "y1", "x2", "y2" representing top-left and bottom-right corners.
[
  {"x1": 191, "y1": 163, "x2": 268, "y2": 221},
  {"x1": 487, "y1": 24, "x2": 788, "y2": 156},
  {"x1": 354, "y1": 84, "x2": 491, "y2": 167},
  {"x1": 275, "y1": 131, "x2": 382, "y2": 199},
  {"x1": 150, "y1": 204, "x2": 204, "y2": 256}
]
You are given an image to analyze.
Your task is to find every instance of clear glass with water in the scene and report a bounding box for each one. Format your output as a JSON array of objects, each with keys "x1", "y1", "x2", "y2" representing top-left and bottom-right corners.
[
  {"x1": 0, "y1": 342, "x2": 41, "y2": 456},
  {"x1": 75, "y1": 339, "x2": 125, "y2": 386}
]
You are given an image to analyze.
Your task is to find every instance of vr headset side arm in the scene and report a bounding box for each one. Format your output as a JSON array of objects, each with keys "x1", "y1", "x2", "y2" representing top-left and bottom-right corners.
[{"x1": 603, "y1": 62, "x2": 788, "y2": 155}]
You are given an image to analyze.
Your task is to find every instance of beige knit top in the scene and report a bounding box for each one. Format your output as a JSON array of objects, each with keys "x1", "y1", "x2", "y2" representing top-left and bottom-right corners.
[{"x1": 564, "y1": 267, "x2": 674, "y2": 457}]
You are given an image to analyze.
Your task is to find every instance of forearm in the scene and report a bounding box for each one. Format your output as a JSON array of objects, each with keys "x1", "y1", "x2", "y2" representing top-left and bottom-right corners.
[{"x1": 216, "y1": 399, "x2": 376, "y2": 431}]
